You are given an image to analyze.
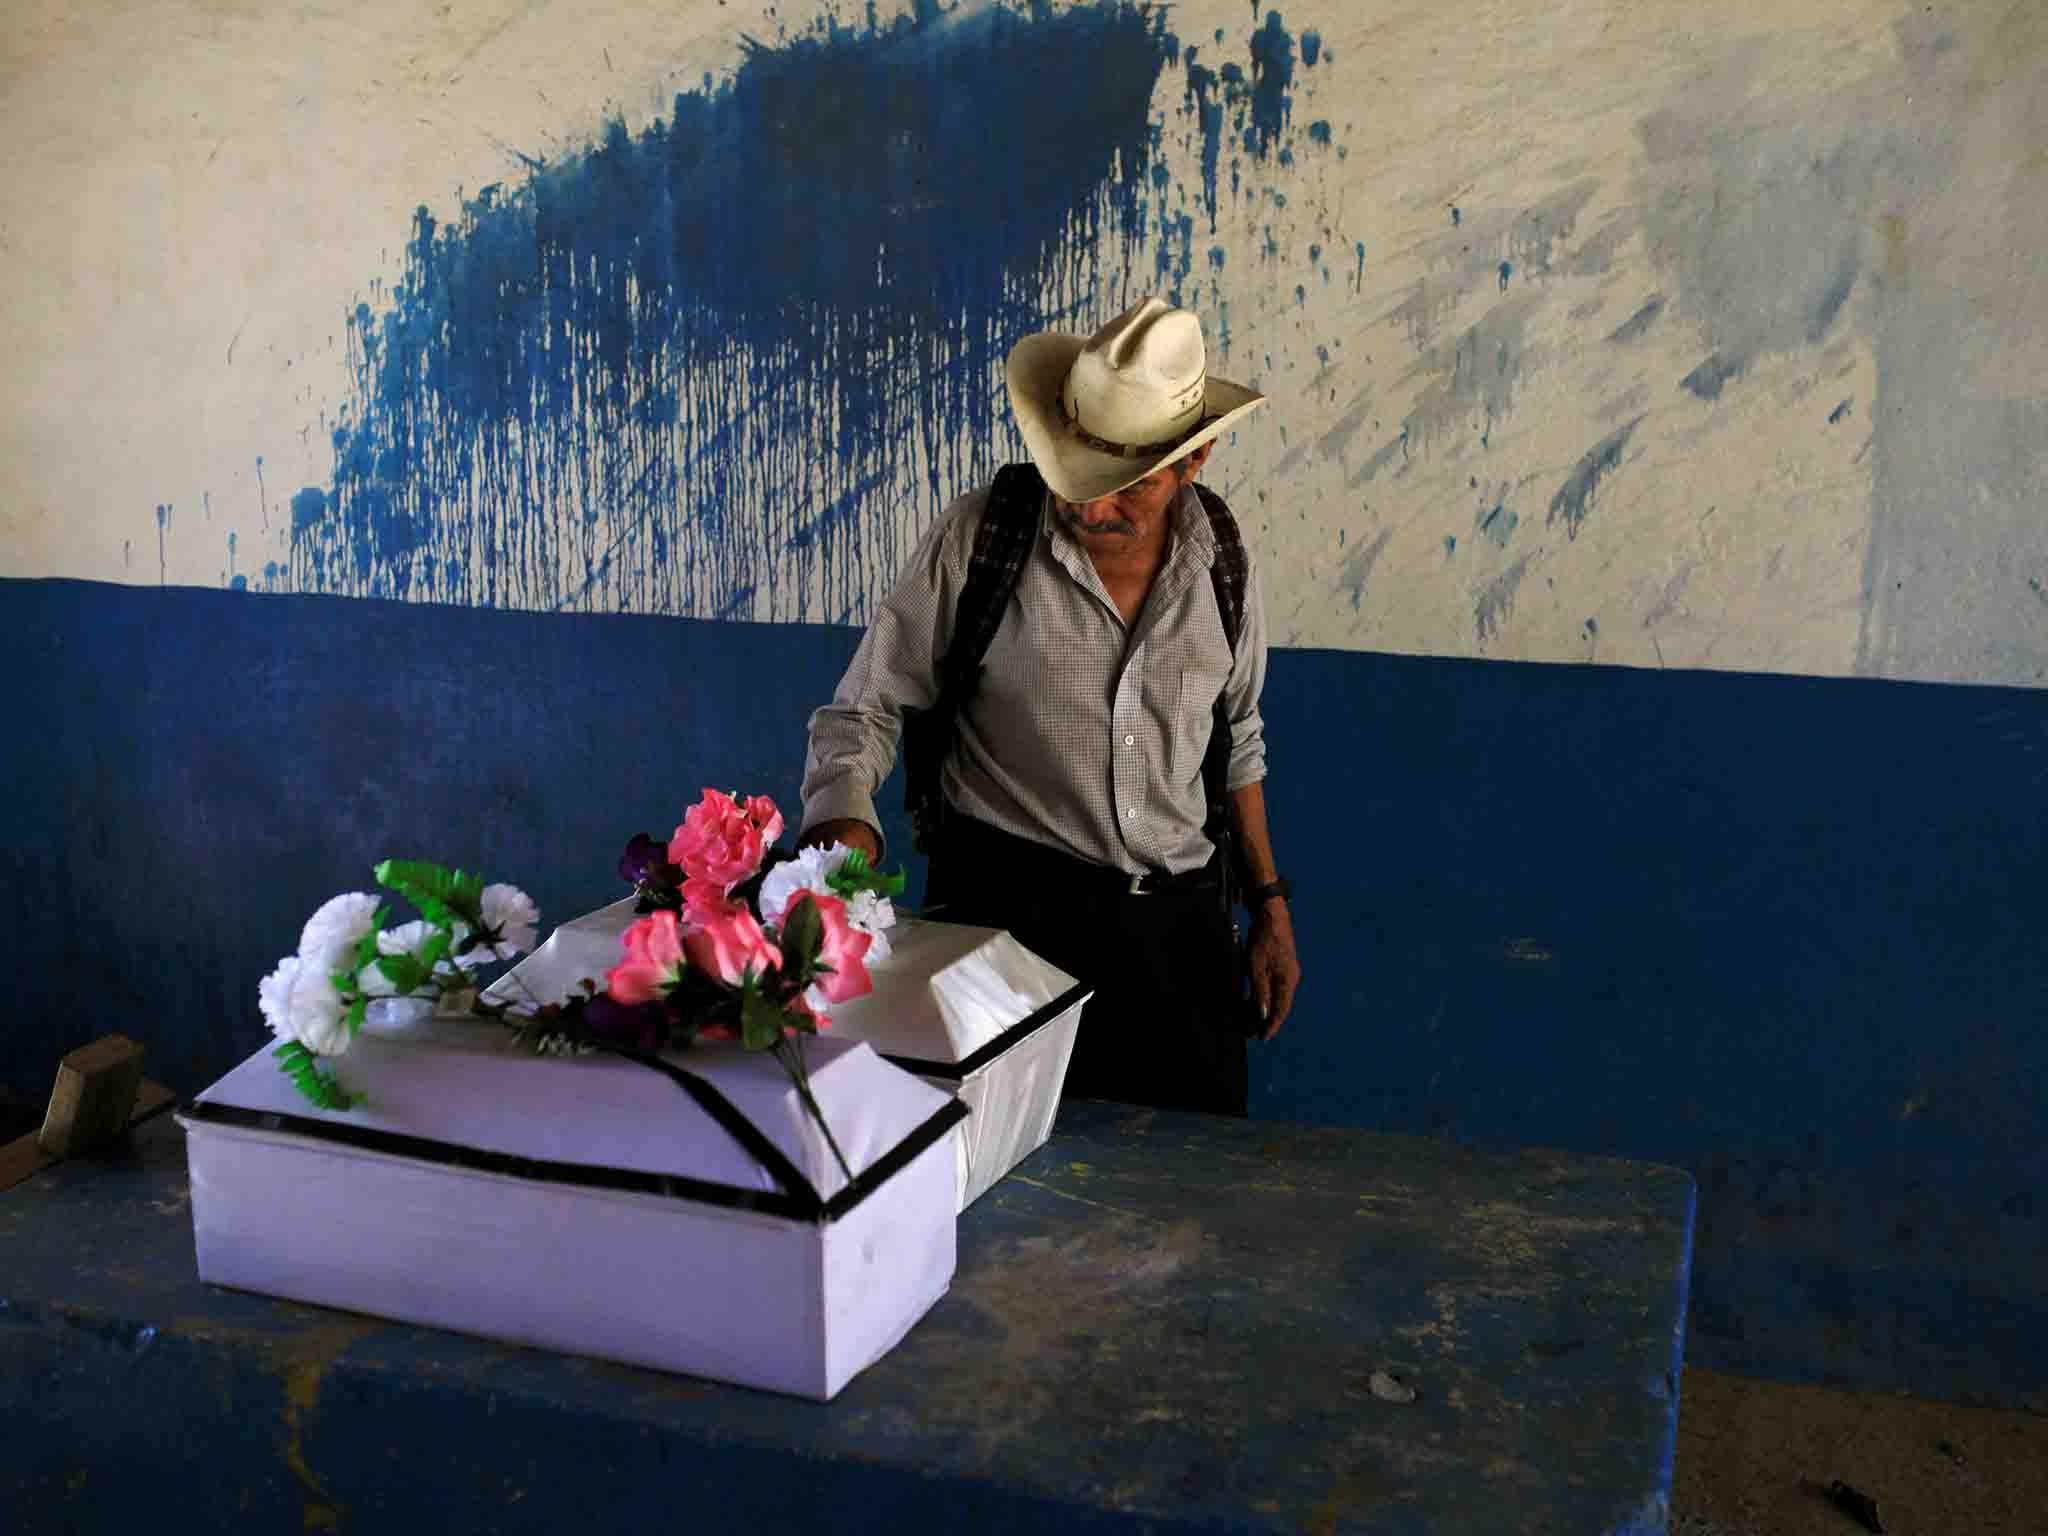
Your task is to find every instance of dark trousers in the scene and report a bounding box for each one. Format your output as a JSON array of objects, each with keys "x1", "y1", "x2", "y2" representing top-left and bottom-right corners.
[{"x1": 924, "y1": 813, "x2": 1248, "y2": 1117}]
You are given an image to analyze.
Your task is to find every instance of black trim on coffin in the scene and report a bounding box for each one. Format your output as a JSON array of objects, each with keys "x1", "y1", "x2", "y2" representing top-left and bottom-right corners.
[
  {"x1": 601, "y1": 1044, "x2": 822, "y2": 1210},
  {"x1": 180, "y1": 1096, "x2": 969, "y2": 1225},
  {"x1": 878, "y1": 983, "x2": 1092, "y2": 1081}
]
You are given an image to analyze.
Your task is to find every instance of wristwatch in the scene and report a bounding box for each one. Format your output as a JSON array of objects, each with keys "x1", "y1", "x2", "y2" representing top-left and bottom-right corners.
[{"x1": 1245, "y1": 877, "x2": 1290, "y2": 907}]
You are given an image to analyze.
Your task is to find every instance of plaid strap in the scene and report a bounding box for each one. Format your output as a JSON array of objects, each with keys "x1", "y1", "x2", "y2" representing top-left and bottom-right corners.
[{"x1": 905, "y1": 464, "x2": 1042, "y2": 851}]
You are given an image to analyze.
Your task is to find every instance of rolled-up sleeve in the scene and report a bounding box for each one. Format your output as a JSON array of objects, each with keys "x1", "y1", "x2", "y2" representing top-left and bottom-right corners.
[
  {"x1": 1220, "y1": 554, "x2": 1269, "y2": 791},
  {"x1": 799, "y1": 493, "x2": 978, "y2": 840}
]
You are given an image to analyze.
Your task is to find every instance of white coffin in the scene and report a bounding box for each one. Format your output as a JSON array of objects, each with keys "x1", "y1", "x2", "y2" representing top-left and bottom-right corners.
[
  {"x1": 491, "y1": 904, "x2": 1090, "y2": 1210},
  {"x1": 179, "y1": 1023, "x2": 965, "y2": 1401}
]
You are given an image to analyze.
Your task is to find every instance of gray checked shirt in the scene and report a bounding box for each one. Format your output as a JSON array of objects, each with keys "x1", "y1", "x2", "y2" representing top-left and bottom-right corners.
[{"x1": 801, "y1": 481, "x2": 1269, "y2": 876}]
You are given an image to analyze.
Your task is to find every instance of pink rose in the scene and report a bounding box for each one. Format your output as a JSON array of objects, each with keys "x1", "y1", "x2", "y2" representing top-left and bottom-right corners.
[
  {"x1": 742, "y1": 794, "x2": 785, "y2": 847},
  {"x1": 787, "y1": 890, "x2": 873, "y2": 1004},
  {"x1": 680, "y1": 876, "x2": 743, "y2": 927},
  {"x1": 608, "y1": 910, "x2": 685, "y2": 1005},
  {"x1": 682, "y1": 905, "x2": 784, "y2": 988},
  {"x1": 667, "y1": 788, "x2": 780, "y2": 893}
]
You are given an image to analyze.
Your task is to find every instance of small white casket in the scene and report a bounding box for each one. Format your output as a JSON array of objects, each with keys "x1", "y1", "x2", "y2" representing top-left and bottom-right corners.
[
  {"x1": 179, "y1": 1022, "x2": 965, "y2": 1401},
  {"x1": 495, "y1": 903, "x2": 1091, "y2": 1210}
]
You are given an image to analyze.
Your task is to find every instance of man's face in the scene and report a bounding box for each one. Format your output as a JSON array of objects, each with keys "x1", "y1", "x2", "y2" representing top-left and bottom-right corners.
[{"x1": 1054, "y1": 461, "x2": 1192, "y2": 542}]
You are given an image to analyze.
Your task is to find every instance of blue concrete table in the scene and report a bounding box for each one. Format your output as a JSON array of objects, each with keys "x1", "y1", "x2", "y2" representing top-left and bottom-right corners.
[{"x1": 3, "y1": 1102, "x2": 1693, "y2": 1534}]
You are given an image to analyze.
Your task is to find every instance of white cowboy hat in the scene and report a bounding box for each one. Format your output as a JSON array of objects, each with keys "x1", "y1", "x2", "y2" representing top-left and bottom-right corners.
[{"x1": 1005, "y1": 296, "x2": 1266, "y2": 503}]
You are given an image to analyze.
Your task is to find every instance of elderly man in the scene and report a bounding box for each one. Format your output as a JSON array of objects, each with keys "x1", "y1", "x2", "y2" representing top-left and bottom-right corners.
[{"x1": 799, "y1": 296, "x2": 1299, "y2": 1117}]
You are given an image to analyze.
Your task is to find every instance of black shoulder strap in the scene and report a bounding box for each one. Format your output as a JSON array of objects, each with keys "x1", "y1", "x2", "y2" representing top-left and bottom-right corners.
[
  {"x1": 1191, "y1": 481, "x2": 1248, "y2": 654},
  {"x1": 1190, "y1": 484, "x2": 1250, "y2": 830},
  {"x1": 904, "y1": 463, "x2": 1043, "y2": 852}
]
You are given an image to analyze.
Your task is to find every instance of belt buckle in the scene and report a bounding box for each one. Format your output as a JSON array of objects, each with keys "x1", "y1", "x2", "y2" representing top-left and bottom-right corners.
[{"x1": 1127, "y1": 869, "x2": 1152, "y2": 896}]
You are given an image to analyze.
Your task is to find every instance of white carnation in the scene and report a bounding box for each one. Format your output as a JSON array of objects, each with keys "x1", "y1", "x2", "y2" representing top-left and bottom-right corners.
[
  {"x1": 453, "y1": 884, "x2": 539, "y2": 969},
  {"x1": 297, "y1": 892, "x2": 381, "y2": 974},
  {"x1": 758, "y1": 846, "x2": 845, "y2": 925},
  {"x1": 289, "y1": 968, "x2": 352, "y2": 1056},
  {"x1": 257, "y1": 955, "x2": 303, "y2": 1038},
  {"x1": 357, "y1": 919, "x2": 441, "y2": 997},
  {"x1": 259, "y1": 953, "x2": 351, "y2": 1056},
  {"x1": 845, "y1": 888, "x2": 896, "y2": 964}
]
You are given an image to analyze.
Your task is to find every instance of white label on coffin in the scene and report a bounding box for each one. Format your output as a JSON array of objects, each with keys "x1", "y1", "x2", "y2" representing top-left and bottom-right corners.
[
  {"x1": 489, "y1": 908, "x2": 1092, "y2": 1211},
  {"x1": 180, "y1": 1027, "x2": 963, "y2": 1401}
]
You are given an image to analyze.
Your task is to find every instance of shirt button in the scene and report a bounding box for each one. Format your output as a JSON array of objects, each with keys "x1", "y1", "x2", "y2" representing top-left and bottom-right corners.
[{"x1": 1123, "y1": 734, "x2": 1136, "y2": 746}]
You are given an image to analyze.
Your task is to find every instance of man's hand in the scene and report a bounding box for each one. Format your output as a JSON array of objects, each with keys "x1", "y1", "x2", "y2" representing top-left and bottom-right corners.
[
  {"x1": 799, "y1": 818, "x2": 882, "y2": 862},
  {"x1": 1246, "y1": 901, "x2": 1300, "y2": 1041}
]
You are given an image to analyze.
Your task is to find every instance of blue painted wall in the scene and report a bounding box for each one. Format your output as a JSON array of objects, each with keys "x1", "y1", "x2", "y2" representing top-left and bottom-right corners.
[
  {"x1": 10, "y1": 0, "x2": 2048, "y2": 1415},
  {"x1": 7, "y1": 575, "x2": 2046, "y2": 1404}
]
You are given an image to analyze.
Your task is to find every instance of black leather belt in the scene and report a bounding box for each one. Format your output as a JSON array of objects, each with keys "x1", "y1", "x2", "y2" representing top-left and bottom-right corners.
[{"x1": 941, "y1": 810, "x2": 1218, "y2": 899}]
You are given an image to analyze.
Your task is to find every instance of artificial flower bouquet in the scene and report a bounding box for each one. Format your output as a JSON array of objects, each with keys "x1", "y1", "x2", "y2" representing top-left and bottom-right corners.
[
  {"x1": 258, "y1": 861, "x2": 538, "y2": 1110},
  {"x1": 253, "y1": 790, "x2": 904, "y2": 1172},
  {"x1": 495, "y1": 789, "x2": 906, "y2": 1178}
]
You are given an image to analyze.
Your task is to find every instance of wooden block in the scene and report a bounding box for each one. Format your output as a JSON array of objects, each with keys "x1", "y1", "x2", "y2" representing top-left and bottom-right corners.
[
  {"x1": 38, "y1": 1034, "x2": 145, "y2": 1159},
  {"x1": 3, "y1": 1074, "x2": 175, "y2": 1194}
]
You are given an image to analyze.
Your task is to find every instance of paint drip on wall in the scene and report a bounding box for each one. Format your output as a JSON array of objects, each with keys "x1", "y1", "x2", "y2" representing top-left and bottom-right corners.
[{"x1": 288, "y1": 2, "x2": 1333, "y2": 623}]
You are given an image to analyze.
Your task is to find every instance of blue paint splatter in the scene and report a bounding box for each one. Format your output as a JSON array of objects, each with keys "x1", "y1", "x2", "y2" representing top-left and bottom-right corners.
[
  {"x1": 155, "y1": 504, "x2": 168, "y2": 585},
  {"x1": 1498, "y1": 261, "x2": 1513, "y2": 291},
  {"x1": 1308, "y1": 119, "x2": 1331, "y2": 146},
  {"x1": 295, "y1": 4, "x2": 1179, "y2": 619},
  {"x1": 1301, "y1": 30, "x2": 1322, "y2": 66},
  {"x1": 1477, "y1": 501, "x2": 1517, "y2": 548},
  {"x1": 230, "y1": 574, "x2": 248, "y2": 592},
  {"x1": 1245, "y1": 12, "x2": 1295, "y2": 157},
  {"x1": 1450, "y1": 205, "x2": 1461, "y2": 226},
  {"x1": 290, "y1": 487, "x2": 328, "y2": 536},
  {"x1": 1607, "y1": 296, "x2": 1665, "y2": 345},
  {"x1": 1353, "y1": 241, "x2": 1366, "y2": 292},
  {"x1": 1547, "y1": 418, "x2": 1644, "y2": 541},
  {"x1": 1444, "y1": 534, "x2": 1457, "y2": 557},
  {"x1": 1184, "y1": 55, "x2": 1227, "y2": 232},
  {"x1": 1829, "y1": 397, "x2": 1854, "y2": 425},
  {"x1": 1808, "y1": 254, "x2": 1856, "y2": 342},
  {"x1": 1208, "y1": 244, "x2": 1227, "y2": 271},
  {"x1": 1681, "y1": 353, "x2": 1744, "y2": 400}
]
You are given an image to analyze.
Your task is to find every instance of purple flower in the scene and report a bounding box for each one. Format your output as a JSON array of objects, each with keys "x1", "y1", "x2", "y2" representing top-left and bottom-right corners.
[
  {"x1": 580, "y1": 993, "x2": 668, "y2": 1053},
  {"x1": 618, "y1": 833, "x2": 683, "y2": 907}
]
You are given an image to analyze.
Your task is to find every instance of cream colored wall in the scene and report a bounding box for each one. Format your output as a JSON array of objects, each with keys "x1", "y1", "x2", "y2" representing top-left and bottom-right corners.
[{"x1": 4, "y1": 0, "x2": 2043, "y2": 685}]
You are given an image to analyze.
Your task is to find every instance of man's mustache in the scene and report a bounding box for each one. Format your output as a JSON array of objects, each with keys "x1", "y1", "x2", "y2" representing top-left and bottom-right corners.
[{"x1": 1057, "y1": 506, "x2": 1138, "y2": 536}]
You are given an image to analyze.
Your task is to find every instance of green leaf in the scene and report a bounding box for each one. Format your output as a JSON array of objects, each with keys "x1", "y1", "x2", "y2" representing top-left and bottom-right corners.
[
  {"x1": 273, "y1": 1040, "x2": 360, "y2": 1111},
  {"x1": 824, "y1": 847, "x2": 908, "y2": 900},
  {"x1": 416, "y1": 926, "x2": 454, "y2": 973},
  {"x1": 822, "y1": 847, "x2": 869, "y2": 896},
  {"x1": 351, "y1": 909, "x2": 388, "y2": 972},
  {"x1": 343, "y1": 995, "x2": 368, "y2": 1040},
  {"x1": 740, "y1": 989, "x2": 787, "y2": 1053},
  {"x1": 780, "y1": 896, "x2": 824, "y2": 976},
  {"x1": 374, "y1": 951, "x2": 429, "y2": 995},
  {"x1": 374, "y1": 859, "x2": 486, "y2": 928}
]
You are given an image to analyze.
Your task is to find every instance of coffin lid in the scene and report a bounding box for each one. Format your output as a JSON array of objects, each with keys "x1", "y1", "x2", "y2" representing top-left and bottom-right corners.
[{"x1": 191, "y1": 1022, "x2": 956, "y2": 1216}]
